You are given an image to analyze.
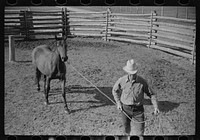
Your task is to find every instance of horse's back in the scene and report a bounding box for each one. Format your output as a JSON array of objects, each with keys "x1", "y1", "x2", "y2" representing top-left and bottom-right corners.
[
  {"x1": 32, "y1": 45, "x2": 52, "y2": 63},
  {"x1": 32, "y1": 45, "x2": 60, "y2": 76}
]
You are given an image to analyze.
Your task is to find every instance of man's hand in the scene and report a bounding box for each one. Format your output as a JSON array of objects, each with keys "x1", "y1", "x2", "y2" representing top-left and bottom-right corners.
[
  {"x1": 117, "y1": 102, "x2": 122, "y2": 111},
  {"x1": 153, "y1": 107, "x2": 160, "y2": 115}
]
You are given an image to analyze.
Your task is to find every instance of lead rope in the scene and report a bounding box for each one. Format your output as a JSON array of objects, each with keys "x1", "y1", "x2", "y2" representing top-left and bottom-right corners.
[
  {"x1": 66, "y1": 61, "x2": 156, "y2": 124},
  {"x1": 159, "y1": 114, "x2": 164, "y2": 134}
]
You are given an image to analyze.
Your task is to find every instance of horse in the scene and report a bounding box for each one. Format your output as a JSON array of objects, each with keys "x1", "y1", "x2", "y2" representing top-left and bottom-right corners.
[{"x1": 31, "y1": 36, "x2": 70, "y2": 113}]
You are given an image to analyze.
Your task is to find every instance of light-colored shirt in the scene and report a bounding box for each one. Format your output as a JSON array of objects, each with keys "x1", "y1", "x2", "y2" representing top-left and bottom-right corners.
[{"x1": 112, "y1": 74, "x2": 155, "y2": 106}]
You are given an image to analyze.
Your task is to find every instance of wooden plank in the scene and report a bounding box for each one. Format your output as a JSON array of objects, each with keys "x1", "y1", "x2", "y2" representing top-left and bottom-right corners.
[
  {"x1": 107, "y1": 26, "x2": 150, "y2": 32},
  {"x1": 109, "y1": 21, "x2": 150, "y2": 27},
  {"x1": 69, "y1": 27, "x2": 104, "y2": 31},
  {"x1": 152, "y1": 32, "x2": 194, "y2": 44},
  {"x1": 153, "y1": 21, "x2": 195, "y2": 30},
  {"x1": 69, "y1": 22, "x2": 105, "y2": 26},
  {"x1": 68, "y1": 19, "x2": 106, "y2": 22},
  {"x1": 152, "y1": 26, "x2": 194, "y2": 36},
  {"x1": 154, "y1": 16, "x2": 196, "y2": 23},
  {"x1": 4, "y1": 25, "x2": 21, "y2": 28},
  {"x1": 30, "y1": 18, "x2": 62, "y2": 21},
  {"x1": 150, "y1": 45, "x2": 192, "y2": 59},
  {"x1": 108, "y1": 31, "x2": 149, "y2": 38},
  {"x1": 105, "y1": 36, "x2": 150, "y2": 45},
  {"x1": 70, "y1": 32, "x2": 105, "y2": 37},
  {"x1": 30, "y1": 10, "x2": 62, "y2": 13},
  {"x1": 32, "y1": 22, "x2": 63, "y2": 25},
  {"x1": 4, "y1": 21, "x2": 23, "y2": 23},
  {"x1": 29, "y1": 26, "x2": 65, "y2": 30},
  {"x1": 68, "y1": 15, "x2": 106, "y2": 19},
  {"x1": 4, "y1": 32, "x2": 22, "y2": 35},
  {"x1": 110, "y1": 16, "x2": 150, "y2": 22},
  {"x1": 31, "y1": 13, "x2": 63, "y2": 16},
  {"x1": 110, "y1": 13, "x2": 153, "y2": 16},
  {"x1": 28, "y1": 31, "x2": 63, "y2": 35},
  {"x1": 68, "y1": 11, "x2": 107, "y2": 14},
  {"x1": 152, "y1": 38, "x2": 193, "y2": 51},
  {"x1": 4, "y1": 16, "x2": 23, "y2": 19},
  {"x1": 5, "y1": 11, "x2": 22, "y2": 14}
]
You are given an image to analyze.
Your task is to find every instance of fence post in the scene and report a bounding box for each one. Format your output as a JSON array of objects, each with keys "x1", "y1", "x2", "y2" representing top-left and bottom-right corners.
[
  {"x1": 105, "y1": 8, "x2": 111, "y2": 41},
  {"x1": 192, "y1": 28, "x2": 196, "y2": 65},
  {"x1": 186, "y1": 7, "x2": 188, "y2": 19},
  {"x1": 161, "y1": 7, "x2": 163, "y2": 16},
  {"x1": 8, "y1": 35, "x2": 15, "y2": 62},
  {"x1": 23, "y1": 10, "x2": 29, "y2": 40},
  {"x1": 64, "y1": 8, "x2": 68, "y2": 39},
  {"x1": 142, "y1": 6, "x2": 144, "y2": 14},
  {"x1": 148, "y1": 11, "x2": 155, "y2": 48},
  {"x1": 176, "y1": 7, "x2": 178, "y2": 18},
  {"x1": 61, "y1": 8, "x2": 65, "y2": 38}
]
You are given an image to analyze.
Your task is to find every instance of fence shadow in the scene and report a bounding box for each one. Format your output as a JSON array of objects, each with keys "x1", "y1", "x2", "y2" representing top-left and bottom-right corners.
[{"x1": 16, "y1": 60, "x2": 32, "y2": 63}]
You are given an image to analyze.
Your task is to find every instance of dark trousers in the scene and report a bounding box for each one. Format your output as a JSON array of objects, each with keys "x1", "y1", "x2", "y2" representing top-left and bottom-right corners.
[{"x1": 121, "y1": 104, "x2": 144, "y2": 135}]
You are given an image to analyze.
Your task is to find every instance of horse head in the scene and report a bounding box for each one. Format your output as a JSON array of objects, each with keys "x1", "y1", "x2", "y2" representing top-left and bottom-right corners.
[{"x1": 56, "y1": 36, "x2": 68, "y2": 62}]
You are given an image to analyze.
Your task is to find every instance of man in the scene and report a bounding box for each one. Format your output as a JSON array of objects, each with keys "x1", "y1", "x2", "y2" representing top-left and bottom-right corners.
[{"x1": 112, "y1": 59, "x2": 160, "y2": 135}]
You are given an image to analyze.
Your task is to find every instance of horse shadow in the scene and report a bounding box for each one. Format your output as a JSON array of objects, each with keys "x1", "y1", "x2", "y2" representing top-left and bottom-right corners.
[
  {"x1": 49, "y1": 85, "x2": 114, "y2": 113},
  {"x1": 49, "y1": 85, "x2": 185, "y2": 113}
]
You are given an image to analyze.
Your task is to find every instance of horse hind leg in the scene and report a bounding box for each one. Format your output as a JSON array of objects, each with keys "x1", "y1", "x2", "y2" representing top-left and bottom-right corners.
[
  {"x1": 44, "y1": 77, "x2": 51, "y2": 105},
  {"x1": 62, "y1": 79, "x2": 70, "y2": 114},
  {"x1": 35, "y1": 68, "x2": 41, "y2": 91}
]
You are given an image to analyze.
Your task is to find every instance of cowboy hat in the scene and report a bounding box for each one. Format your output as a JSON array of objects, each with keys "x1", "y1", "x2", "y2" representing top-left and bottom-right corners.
[{"x1": 123, "y1": 59, "x2": 138, "y2": 74}]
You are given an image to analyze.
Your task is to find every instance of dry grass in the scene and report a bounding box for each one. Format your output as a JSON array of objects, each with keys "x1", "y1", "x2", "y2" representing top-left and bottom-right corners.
[{"x1": 4, "y1": 37, "x2": 195, "y2": 135}]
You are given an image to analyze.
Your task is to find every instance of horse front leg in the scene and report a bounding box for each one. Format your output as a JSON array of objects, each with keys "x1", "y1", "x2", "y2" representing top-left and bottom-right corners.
[
  {"x1": 35, "y1": 68, "x2": 41, "y2": 91},
  {"x1": 44, "y1": 77, "x2": 51, "y2": 105},
  {"x1": 62, "y1": 79, "x2": 70, "y2": 114},
  {"x1": 43, "y1": 75, "x2": 47, "y2": 104}
]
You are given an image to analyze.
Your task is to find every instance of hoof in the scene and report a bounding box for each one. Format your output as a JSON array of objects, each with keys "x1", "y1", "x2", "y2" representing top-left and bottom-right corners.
[
  {"x1": 37, "y1": 87, "x2": 40, "y2": 92},
  {"x1": 44, "y1": 102, "x2": 49, "y2": 105},
  {"x1": 64, "y1": 107, "x2": 70, "y2": 114}
]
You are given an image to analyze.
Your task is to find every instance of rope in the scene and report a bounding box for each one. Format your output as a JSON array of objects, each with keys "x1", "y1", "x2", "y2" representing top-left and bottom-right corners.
[
  {"x1": 159, "y1": 114, "x2": 164, "y2": 134},
  {"x1": 65, "y1": 61, "x2": 156, "y2": 124}
]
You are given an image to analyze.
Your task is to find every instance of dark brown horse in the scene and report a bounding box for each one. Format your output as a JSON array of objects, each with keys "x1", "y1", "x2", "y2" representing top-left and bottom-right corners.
[{"x1": 32, "y1": 36, "x2": 70, "y2": 113}]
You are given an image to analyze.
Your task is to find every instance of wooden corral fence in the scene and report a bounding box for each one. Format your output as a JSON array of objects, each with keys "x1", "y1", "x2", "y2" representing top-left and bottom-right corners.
[
  {"x1": 4, "y1": 8, "x2": 65, "y2": 40},
  {"x1": 150, "y1": 14, "x2": 196, "y2": 64},
  {"x1": 67, "y1": 10, "x2": 107, "y2": 37},
  {"x1": 5, "y1": 8, "x2": 196, "y2": 64},
  {"x1": 103, "y1": 9, "x2": 196, "y2": 64}
]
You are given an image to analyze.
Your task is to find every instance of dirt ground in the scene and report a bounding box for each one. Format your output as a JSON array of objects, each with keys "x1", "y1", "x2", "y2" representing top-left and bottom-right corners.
[{"x1": 4, "y1": 37, "x2": 195, "y2": 135}]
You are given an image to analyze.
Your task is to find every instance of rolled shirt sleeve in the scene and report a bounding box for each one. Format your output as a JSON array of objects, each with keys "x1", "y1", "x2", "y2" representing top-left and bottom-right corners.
[
  {"x1": 143, "y1": 79, "x2": 156, "y2": 98},
  {"x1": 112, "y1": 78, "x2": 122, "y2": 105},
  {"x1": 143, "y1": 79, "x2": 158, "y2": 108}
]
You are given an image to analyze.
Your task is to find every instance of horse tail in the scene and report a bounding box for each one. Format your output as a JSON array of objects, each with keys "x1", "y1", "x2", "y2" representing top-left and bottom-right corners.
[{"x1": 31, "y1": 47, "x2": 37, "y2": 65}]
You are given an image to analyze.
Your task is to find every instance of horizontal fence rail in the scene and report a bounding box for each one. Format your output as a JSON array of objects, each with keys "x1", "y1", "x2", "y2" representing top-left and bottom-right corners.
[{"x1": 4, "y1": 8, "x2": 196, "y2": 64}]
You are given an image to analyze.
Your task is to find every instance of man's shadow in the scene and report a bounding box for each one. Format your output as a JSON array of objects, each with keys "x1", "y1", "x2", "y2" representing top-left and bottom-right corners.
[
  {"x1": 143, "y1": 98, "x2": 187, "y2": 113},
  {"x1": 50, "y1": 85, "x2": 185, "y2": 113}
]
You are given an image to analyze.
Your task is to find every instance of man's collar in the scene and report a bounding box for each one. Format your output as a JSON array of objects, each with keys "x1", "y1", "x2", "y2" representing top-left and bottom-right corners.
[{"x1": 125, "y1": 75, "x2": 137, "y2": 83}]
